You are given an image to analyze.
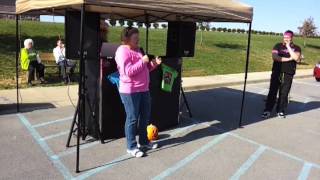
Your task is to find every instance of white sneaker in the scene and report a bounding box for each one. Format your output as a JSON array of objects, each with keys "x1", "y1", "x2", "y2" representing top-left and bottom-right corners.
[
  {"x1": 277, "y1": 112, "x2": 286, "y2": 119},
  {"x1": 138, "y1": 142, "x2": 158, "y2": 150},
  {"x1": 261, "y1": 111, "x2": 271, "y2": 118},
  {"x1": 127, "y1": 148, "x2": 144, "y2": 158}
]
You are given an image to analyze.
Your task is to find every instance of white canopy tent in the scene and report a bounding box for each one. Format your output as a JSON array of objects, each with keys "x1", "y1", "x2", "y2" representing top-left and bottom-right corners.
[
  {"x1": 16, "y1": 0, "x2": 252, "y2": 22},
  {"x1": 15, "y1": 0, "x2": 253, "y2": 173}
]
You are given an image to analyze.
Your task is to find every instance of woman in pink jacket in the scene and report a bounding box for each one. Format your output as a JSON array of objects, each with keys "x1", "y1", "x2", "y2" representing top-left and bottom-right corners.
[{"x1": 115, "y1": 27, "x2": 162, "y2": 158}]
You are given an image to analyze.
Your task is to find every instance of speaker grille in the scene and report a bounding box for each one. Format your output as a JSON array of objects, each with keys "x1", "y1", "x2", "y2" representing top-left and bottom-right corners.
[
  {"x1": 166, "y1": 21, "x2": 196, "y2": 57},
  {"x1": 65, "y1": 11, "x2": 100, "y2": 60}
]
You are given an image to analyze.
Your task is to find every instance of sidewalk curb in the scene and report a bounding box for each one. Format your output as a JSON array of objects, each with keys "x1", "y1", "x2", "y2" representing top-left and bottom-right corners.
[{"x1": 183, "y1": 74, "x2": 313, "y2": 92}]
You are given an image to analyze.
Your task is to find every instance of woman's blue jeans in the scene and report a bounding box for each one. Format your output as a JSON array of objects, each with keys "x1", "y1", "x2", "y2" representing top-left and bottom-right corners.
[{"x1": 120, "y1": 91, "x2": 151, "y2": 150}]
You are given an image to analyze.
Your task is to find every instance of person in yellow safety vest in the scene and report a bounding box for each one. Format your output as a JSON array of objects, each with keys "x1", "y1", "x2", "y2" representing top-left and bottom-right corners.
[{"x1": 21, "y1": 39, "x2": 46, "y2": 86}]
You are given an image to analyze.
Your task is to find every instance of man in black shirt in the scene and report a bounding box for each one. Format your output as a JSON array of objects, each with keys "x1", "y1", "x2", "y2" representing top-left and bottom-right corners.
[{"x1": 262, "y1": 30, "x2": 301, "y2": 118}]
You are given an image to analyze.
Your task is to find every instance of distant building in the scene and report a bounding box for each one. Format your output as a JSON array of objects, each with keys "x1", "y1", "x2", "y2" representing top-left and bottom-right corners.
[{"x1": 0, "y1": 0, "x2": 39, "y2": 21}]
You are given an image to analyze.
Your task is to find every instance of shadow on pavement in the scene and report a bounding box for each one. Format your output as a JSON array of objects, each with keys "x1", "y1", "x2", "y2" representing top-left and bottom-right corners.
[
  {"x1": 0, "y1": 103, "x2": 55, "y2": 115},
  {"x1": 157, "y1": 87, "x2": 320, "y2": 149}
]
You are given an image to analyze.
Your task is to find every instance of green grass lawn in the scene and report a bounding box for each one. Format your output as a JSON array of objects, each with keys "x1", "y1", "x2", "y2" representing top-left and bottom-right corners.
[{"x1": 1, "y1": 19, "x2": 320, "y2": 89}]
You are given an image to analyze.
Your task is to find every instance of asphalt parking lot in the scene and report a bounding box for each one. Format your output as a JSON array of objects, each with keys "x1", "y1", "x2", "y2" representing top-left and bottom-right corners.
[{"x1": 0, "y1": 77, "x2": 319, "y2": 180}]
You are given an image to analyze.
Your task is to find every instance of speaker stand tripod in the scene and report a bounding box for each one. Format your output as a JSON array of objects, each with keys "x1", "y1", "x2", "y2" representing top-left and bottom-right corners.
[
  {"x1": 179, "y1": 80, "x2": 193, "y2": 118},
  {"x1": 64, "y1": 52, "x2": 103, "y2": 173},
  {"x1": 65, "y1": 93, "x2": 104, "y2": 148}
]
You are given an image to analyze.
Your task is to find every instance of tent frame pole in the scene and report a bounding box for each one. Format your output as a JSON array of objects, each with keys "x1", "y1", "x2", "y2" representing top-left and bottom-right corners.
[
  {"x1": 76, "y1": 4, "x2": 86, "y2": 173},
  {"x1": 15, "y1": 15, "x2": 20, "y2": 113},
  {"x1": 239, "y1": 22, "x2": 252, "y2": 127},
  {"x1": 146, "y1": 14, "x2": 149, "y2": 54}
]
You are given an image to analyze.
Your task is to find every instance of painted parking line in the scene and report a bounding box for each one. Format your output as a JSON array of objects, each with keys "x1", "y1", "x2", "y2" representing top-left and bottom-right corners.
[
  {"x1": 298, "y1": 162, "x2": 313, "y2": 180},
  {"x1": 32, "y1": 116, "x2": 73, "y2": 128},
  {"x1": 18, "y1": 113, "x2": 320, "y2": 180},
  {"x1": 52, "y1": 141, "x2": 100, "y2": 159},
  {"x1": 187, "y1": 117, "x2": 320, "y2": 170},
  {"x1": 67, "y1": 116, "x2": 320, "y2": 179},
  {"x1": 17, "y1": 113, "x2": 73, "y2": 179},
  {"x1": 165, "y1": 117, "x2": 200, "y2": 138},
  {"x1": 74, "y1": 154, "x2": 132, "y2": 180},
  {"x1": 152, "y1": 133, "x2": 229, "y2": 180},
  {"x1": 230, "y1": 146, "x2": 267, "y2": 180},
  {"x1": 55, "y1": 117, "x2": 201, "y2": 160},
  {"x1": 229, "y1": 133, "x2": 320, "y2": 170},
  {"x1": 65, "y1": 117, "x2": 210, "y2": 179},
  {"x1": 39, "y1": 130, "x2": 70, "y2": 141}
]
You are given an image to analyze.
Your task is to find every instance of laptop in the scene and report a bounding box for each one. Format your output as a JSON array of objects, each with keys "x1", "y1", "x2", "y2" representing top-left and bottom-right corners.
[{"x1": 100, "y1": 43, "x2": 120, "y2": 59}]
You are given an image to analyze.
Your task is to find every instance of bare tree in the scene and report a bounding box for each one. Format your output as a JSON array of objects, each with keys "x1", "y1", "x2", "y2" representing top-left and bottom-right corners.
[{"x1": 298, "y1": 17, "x2": 317, "y2": 47}]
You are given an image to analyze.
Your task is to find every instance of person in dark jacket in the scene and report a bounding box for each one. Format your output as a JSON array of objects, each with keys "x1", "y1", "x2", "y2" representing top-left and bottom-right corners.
[{"x1": 262, "y1": 30, "x2": 301, "y2": 118}]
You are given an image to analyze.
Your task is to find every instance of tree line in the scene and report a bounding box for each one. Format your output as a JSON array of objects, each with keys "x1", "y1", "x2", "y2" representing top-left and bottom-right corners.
[{"x1": 107, "y1": 18, "x2": 319, "y2": 40}]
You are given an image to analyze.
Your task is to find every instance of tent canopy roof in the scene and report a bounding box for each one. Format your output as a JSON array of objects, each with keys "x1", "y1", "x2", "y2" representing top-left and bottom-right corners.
[{"x1": 16, "y1": 0, "x2": 253, "y2": 23}]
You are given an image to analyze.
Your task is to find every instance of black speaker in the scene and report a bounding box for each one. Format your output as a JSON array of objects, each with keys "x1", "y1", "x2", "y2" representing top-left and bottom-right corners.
[
  {"x1": 85, "y1": 57, "x2": 182, "y2": 140},
  {"x1": 65, "y1": 11, "x2": 100, "y2": 60},
  {"x1": 166, "y1": 21, "x2": 196, "y2": 57},
  {"x1": 84, "y1": 57, "x2": 126, "y2": 140},
  {"x1": 149, "y1": 57, "x2": 182, "y2": 130},
  {"x1": 83, "y1": 59, "x2": 100, "y2": 138},
  {"x1": 84, "y1": 55, "x2": 182, "y2": 140}
]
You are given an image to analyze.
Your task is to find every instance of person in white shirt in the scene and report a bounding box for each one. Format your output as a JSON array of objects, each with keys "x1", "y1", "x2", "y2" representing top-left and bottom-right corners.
[{"x1": 53, "y1": 39, "x2": 76, "y2": 83}]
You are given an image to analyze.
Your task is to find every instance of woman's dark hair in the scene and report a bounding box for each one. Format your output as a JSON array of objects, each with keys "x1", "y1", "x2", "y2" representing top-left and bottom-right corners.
[
  {"x1": 284, "y1": 30, "x2": 294, "y2": 36},
  {"x1": 121, "y1": 27, "x2": 139, "y2": 43}
]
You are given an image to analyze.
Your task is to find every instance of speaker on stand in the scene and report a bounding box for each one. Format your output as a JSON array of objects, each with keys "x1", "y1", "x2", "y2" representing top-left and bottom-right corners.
[
  {"x1": 165, "y1": 21, "x2": 196, "y2": 123},
  {"x1": 65, "y1": 10, "x2": 103, "y2": 147},
  {"x1": 166, "y1": 21, "x2": 196, "y2": 57}
]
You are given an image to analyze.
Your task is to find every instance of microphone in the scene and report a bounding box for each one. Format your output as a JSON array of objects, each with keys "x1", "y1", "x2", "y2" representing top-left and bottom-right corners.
[
  {"x1": 140, "y1": 47, "x2": 155, "y2": 60},
  {"x1": 139, "y1": 47, "x2": 145, "y2": 55}
]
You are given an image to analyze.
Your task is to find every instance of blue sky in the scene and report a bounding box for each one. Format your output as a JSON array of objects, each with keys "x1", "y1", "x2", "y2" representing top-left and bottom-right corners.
[
  {"x1": 40, "y1": 0, "x2": 319, "y2": 34},
  {"x1": 243, "y1": 0, "x2": 319, "y2": 33},
  {"x1": 212, "y1": 0, "x2": 320, "y2": 33}
]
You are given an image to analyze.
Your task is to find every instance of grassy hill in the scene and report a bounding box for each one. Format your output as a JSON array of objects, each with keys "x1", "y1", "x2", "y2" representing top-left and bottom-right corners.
[{"x1": 1, "y1": 19, "x2": 320, "y2": 89}]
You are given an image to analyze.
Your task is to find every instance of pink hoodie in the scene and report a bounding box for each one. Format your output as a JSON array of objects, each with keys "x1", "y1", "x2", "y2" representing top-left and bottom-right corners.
[{"x1": 115, "y1": 45, "x2": 158, "y2": 94}]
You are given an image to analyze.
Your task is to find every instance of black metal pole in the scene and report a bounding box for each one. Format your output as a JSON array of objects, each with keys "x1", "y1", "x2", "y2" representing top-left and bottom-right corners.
[
  {"x1": 15, "y1": 15, "x2": 20, "y2": 113},
  {"x1": 180, "y1": 87, "x2": 193, "y2": 117},
  {"x1": 146, "y1": 15, "x2": 149, "y2": 54},
  {"x1": 76, "y1": 4, "x2": 86, "y2": 173},
  {"x1": 66, "y1": 99, "x2": 79, "y2": 148},
  {"x1": 239, "y1": 22, "x2": 252, "y2": 127}
]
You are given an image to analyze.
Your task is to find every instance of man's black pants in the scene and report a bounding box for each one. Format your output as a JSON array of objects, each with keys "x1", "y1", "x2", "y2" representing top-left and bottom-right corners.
[{"x1": 264, "y1": 71, "x2": 294, "y2": 113}]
